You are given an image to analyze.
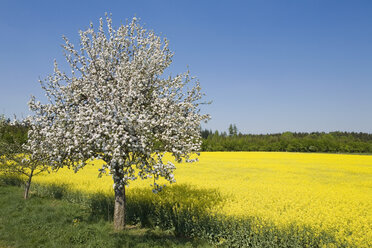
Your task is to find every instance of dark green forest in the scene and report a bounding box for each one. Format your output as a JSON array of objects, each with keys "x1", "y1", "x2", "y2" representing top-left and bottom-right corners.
[
  {"x1": 0, "y1": 117, "x2": 28, "y2": 150},
  {"x1": 201, "y1": 124, "x2": 372, "y2": 153},
  {"x1": 1, "y1": 117, "x2": 372, "y2": 154}
]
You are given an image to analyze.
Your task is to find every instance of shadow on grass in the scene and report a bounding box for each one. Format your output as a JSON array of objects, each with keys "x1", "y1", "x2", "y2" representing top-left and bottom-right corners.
[
  {"x1": 88, "y1": 184, "x2": 224, "y2": 227},
  {"x1": 109, "y1": 227, "x2": 211, "y2": 248},
  {"x1": 0, "y1": 185, "x2": 211, "y2": 248},
  {"x1": 25, "y1": 180, "x2": 224, "y2": 233}
]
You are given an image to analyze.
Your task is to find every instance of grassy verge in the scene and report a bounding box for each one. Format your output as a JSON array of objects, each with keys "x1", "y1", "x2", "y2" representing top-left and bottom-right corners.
[{"x1": 0, "y1": 185, "x2": 210, "y2": 248}]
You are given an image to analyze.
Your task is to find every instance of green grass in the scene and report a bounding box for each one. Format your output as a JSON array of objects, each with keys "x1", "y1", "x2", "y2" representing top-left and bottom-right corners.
[{"x1": 0, "y1": 185, "x2": 211, "y2": 248}]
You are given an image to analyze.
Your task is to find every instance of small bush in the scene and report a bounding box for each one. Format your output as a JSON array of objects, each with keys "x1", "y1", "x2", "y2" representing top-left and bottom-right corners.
[
  {"x1": 32, "y1": 183, "x2": 69, "y2": 199},
  {"x1": 0, "y1": 174, "x2": 24, "y2": 186}
]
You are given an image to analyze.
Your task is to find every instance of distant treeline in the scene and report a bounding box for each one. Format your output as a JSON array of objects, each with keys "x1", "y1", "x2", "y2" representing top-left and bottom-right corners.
[
  {"x1": 1, "y1": 116, "x2": 372, "y2": 154},
  {"x1": 0, "y1": 117, "x2": 28, "y2": 147},
  {"x1": 201, "y1": 125, "x2": 372, "y2": 153}
]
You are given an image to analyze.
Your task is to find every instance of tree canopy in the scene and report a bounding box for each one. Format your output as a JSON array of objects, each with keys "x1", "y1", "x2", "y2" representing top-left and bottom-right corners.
[
  {"x1": 27, "y1": 15, "x2": 209, "y2": 229},
  {"x1": 0, "y1": 117, "x2": 48, "y2": 198}
]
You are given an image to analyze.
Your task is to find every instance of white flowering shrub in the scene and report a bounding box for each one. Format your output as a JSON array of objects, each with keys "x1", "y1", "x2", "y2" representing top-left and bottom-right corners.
[{"x1": 27, "y1": 15, "x2": 209, "y2": 229}]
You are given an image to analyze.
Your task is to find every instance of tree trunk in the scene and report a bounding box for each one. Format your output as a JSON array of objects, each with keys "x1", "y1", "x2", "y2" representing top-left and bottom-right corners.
[
  {"x1": 113, "y1": 185, "x2": 126, "y2": 230},
  {"x1": 24, "y1": 169, "x2": 34, "y2": 199}
]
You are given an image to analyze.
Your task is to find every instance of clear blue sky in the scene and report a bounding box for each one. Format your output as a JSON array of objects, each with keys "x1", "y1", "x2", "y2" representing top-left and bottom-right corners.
[{"x1": 0, "y1": 0, "x2": 371, "y2": 134}]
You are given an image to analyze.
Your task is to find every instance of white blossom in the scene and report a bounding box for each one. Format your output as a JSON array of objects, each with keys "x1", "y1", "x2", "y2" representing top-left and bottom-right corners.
[{"x1": 27, "y1": 15, "x2": 209, "y2": 193}]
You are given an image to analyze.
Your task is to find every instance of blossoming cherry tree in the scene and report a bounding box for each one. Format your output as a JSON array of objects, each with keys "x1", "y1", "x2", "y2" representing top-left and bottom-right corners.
[{"x1": 27, "y1": 15, "x2": 209, "y2": 230}]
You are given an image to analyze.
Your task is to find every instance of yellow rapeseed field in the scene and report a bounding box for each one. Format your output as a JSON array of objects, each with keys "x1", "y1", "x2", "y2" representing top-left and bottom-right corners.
[{"x1": 32, "y1": 152, "x2": 372, "y2": 247}]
